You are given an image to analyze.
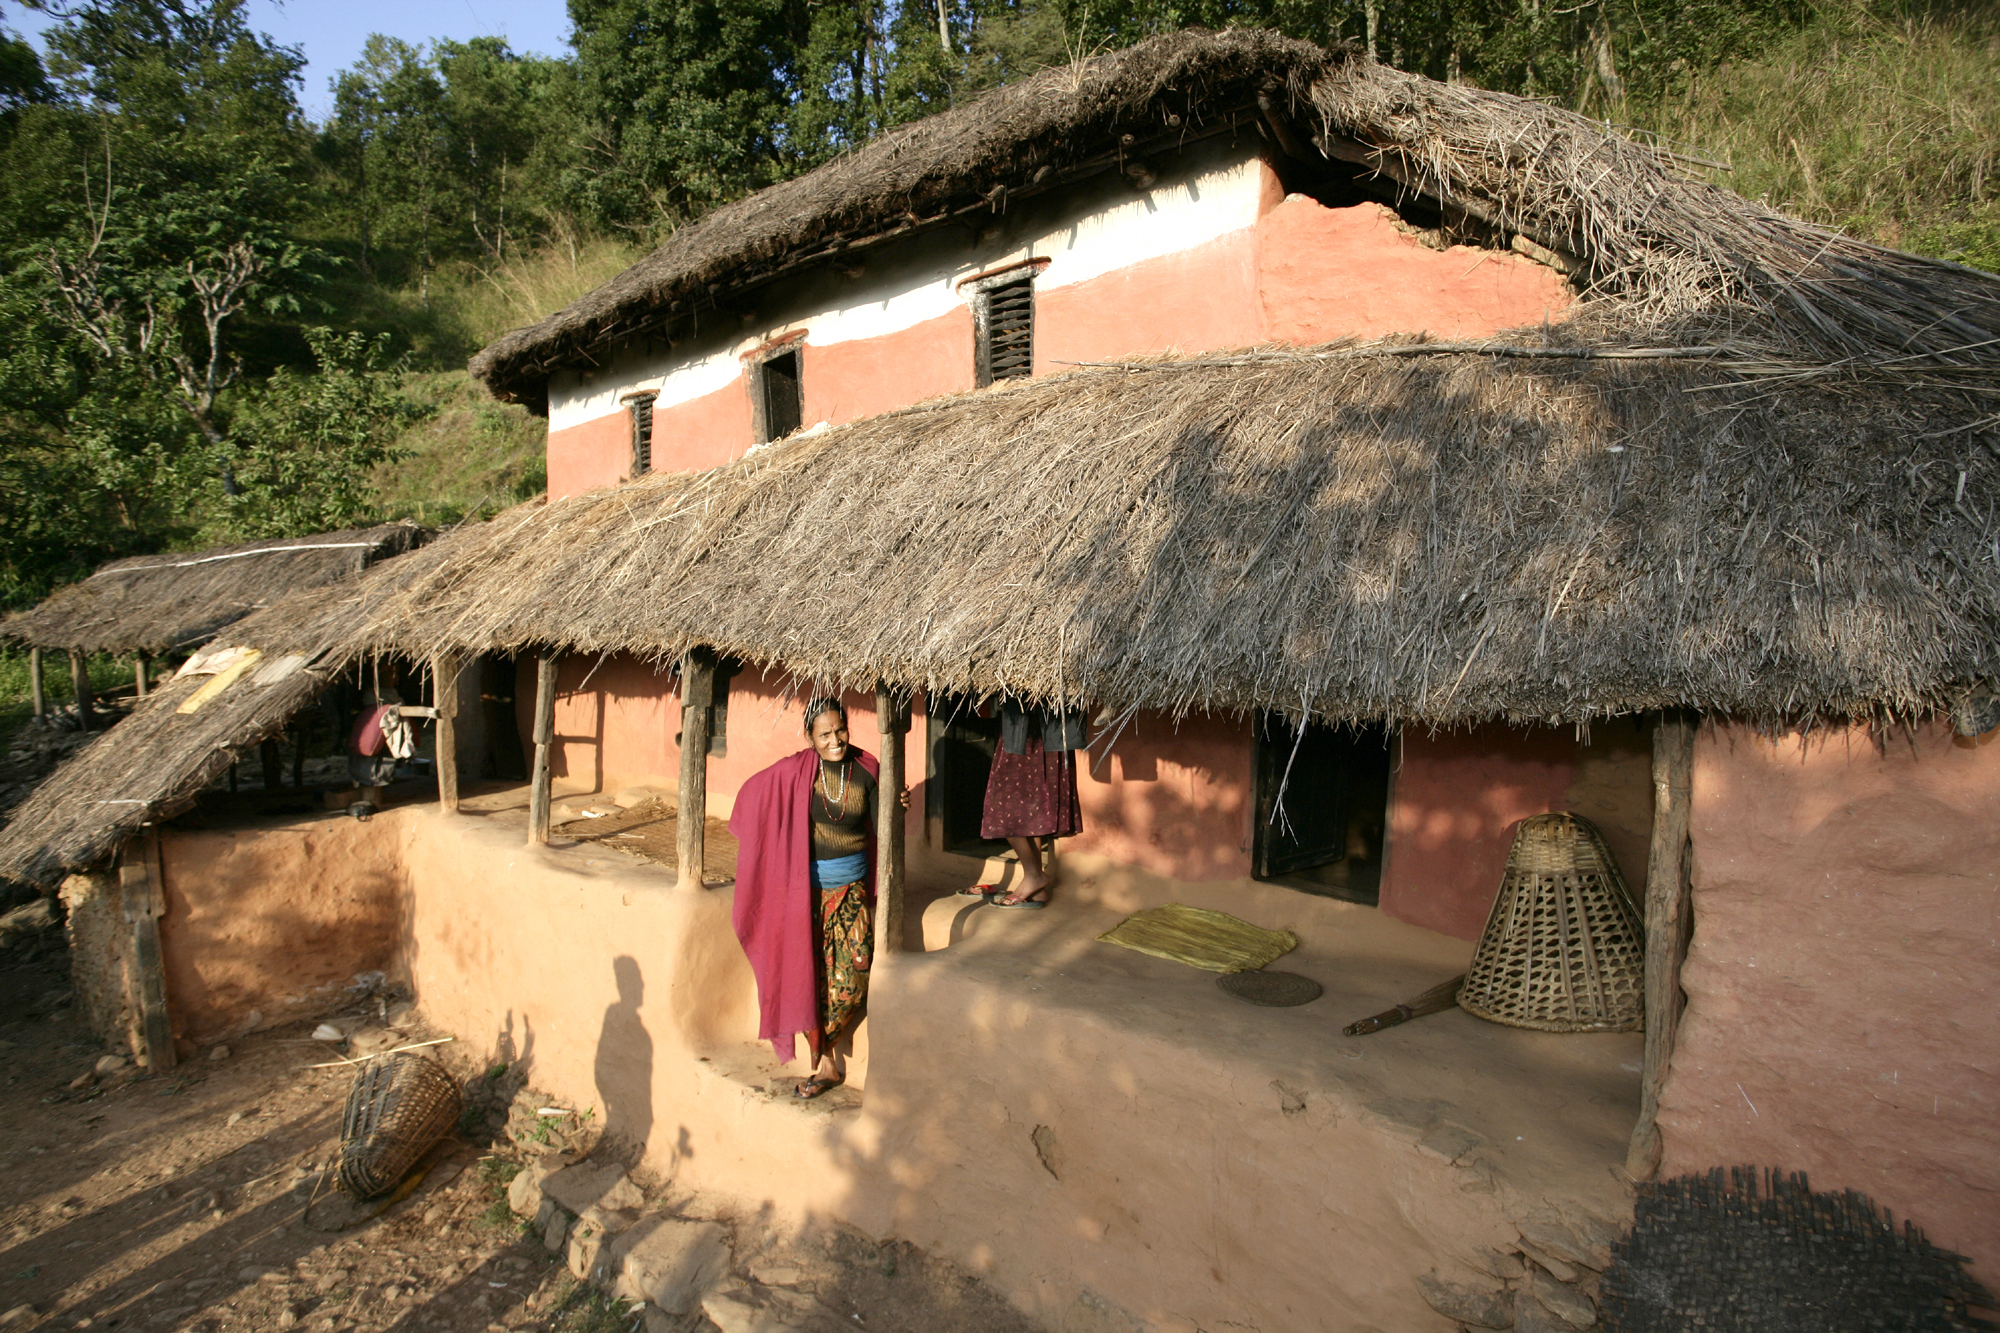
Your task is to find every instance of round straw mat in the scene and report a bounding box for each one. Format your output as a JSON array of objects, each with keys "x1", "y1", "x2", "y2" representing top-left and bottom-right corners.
[{"x1": 1216, "y1": 970, "x2": 1323, "y2": 1007}]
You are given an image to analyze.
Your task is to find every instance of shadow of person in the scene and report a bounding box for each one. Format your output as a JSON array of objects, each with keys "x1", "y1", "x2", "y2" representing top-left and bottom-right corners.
[{"x1": 593, "y1": 956, "x2": 654, "y2": 1163}]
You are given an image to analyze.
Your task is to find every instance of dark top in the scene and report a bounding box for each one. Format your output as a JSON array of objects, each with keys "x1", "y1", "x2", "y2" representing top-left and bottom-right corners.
[
  {"x1": 809, "y1": 757, "x2": 878, "y2": 860},
  {"x1": 1000, "y1": 699, "x2": 1089, "y2": 755}
]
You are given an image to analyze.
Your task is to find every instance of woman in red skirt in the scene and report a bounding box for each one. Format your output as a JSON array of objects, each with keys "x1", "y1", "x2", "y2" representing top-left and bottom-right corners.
[{"x1": 979, "y1": 699, "x2": 1085, "y2": 908}]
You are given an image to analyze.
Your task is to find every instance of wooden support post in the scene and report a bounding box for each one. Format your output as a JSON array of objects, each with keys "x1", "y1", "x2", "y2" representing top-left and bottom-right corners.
[
  {"x1": 68, "y1": 649, "x2": 94, "y2": 731},
  {"x1": 527, "y1": 652, "x2": 558, "y2": 845},
  {"x1": 117, "y1": 828, "x2": 175, "y2": 1072},
  {"x1": 1628, "y1": 711, "x2": 1696, "y2": 1179},
  {"x1": 134, "y1": 652, "x2": 149, "y2": 700},
  {"x1": 260, "y1": 738, "x2": 282, "y2": 789},
  {"x1": 873, "y1": 683, "x2": 910, "y2": 955},
  {"x1": 434, "y1": 653, "x2": 461, "y2": 814},
  {"x1": 291, "y1": 723, "x2": 305, "y2": 788},
  {"x1": 28, "y1": 646, "x2": 44, "y2": 718},
  {"x1": 676, "y1": 648, "x2": 716, "y2": 888}
]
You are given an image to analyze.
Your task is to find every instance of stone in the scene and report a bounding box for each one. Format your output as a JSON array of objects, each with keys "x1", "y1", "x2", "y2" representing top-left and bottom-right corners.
[
  {"x1": 1, "y1": 1305, "x2": 37, "y2": 1326},
  {"x1": 1526, "y1": 1271, "x2": 1597, "y2": 1330},
  {"x1": 579, "y1": 1205, "x2": 641, "y2": 1237},
  {"x1": 93, "y1": 1055, "x2": 128, "y2": 1075},
  {"x1": 1512, "y1": 1294, "x2": 1568, "y2": 1333},
  {"x1": 207, "y1": 1045, "x2": 230, "y2": 1062},
  {"x1": 540, "y1": 1210, "x2": 570, "y2": 1253},
  {"x1": 700, "y1": 1289, "x2": 786, "y2": 1333},
  {"x1": 639, "y1": 1309, "x2": 679, "y2": 1333},
  {"x1": 566, "y1": 1221, "x2": 610, "y2": 1283},
  {"x1": 1469, "y1": 1249, "x2": 1526, "y2": 1281},
  {"x1": 1518, "y1": 1210, "x2": 1615, "y2": 1270},
  {"x1": 1417, "y1": 1122, "x2": 1483, "y2": 1164},
  {"x1": 746, "y1": 1259, "x2": 803, "y2": 1286},
  {"x1": 67, "y1": 1073, "x2": 93, "y2": 1091},
  {"x1": 610, "y1": 1216, "x2": 731, "y2": 1314},
  {"x1": 311, "y1": 1024, "x2": 344, "y2": 1043},
  {"x1": 542, "y1": 1163, "x2": 644, "y2": 1216},
  {"x1": 507, "y1": 1155, "x2": 568, "y2": 1218},
  {"x1": 238, "y1": 1267, "x2": 272, "y2": 1283},
  {"x1": 1415, "y1": 1273, "x2": 1513, "y2": 1329},
  {"x1": 1516, "y1": 1240, "x2": 1577, "y2": 1284}
]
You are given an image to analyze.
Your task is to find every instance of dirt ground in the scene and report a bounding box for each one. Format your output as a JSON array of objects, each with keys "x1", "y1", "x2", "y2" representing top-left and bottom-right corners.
[
  {"x1": 549, "y1": 799, "x2": 738, "y2": 886},
  {"x1": 0, "y1": 919, "x2": 1043, "y2": 1333}
]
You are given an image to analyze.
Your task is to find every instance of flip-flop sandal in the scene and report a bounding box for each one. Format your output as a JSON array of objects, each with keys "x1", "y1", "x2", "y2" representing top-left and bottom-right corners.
[
  {"x1": 996, "y1": 889, "x2": 1050, "y2": 910},
  {"x1": 955, "y1": 884, "x2": 1002, "y2": 898},
  {"x1": 794, "y1": 1075, "x2": 843, "y2": 1100}
]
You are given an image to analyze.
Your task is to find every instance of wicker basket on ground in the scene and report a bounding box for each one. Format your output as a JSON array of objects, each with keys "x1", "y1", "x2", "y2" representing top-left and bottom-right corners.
[
  {"x1": 336, "y1": 1054, "x2": 462, "y2": 1199},
  {"x1": 1457, "y1": 813, "x2": 1645, "y2": 1032}
]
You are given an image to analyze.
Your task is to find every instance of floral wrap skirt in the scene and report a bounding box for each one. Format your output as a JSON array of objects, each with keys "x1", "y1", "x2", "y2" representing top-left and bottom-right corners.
[{"x1": 814, "y1": 879, "x2": 873, "y2": 1050}]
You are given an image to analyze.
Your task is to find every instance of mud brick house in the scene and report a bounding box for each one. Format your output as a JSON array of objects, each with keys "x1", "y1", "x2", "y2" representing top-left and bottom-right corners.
[{"x1": 4, "y1": 29, "x2": 1998, "y2": 1332}]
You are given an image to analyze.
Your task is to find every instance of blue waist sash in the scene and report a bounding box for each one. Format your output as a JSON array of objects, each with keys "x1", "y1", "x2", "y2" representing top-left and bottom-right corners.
[{"x1": 810, "y1": 853, "x2": 868, "y2": 889}]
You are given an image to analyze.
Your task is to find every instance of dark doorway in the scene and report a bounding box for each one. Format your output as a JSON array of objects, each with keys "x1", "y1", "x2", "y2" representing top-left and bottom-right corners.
[
  {"x1": 479, "y1": 654, "x2": 528, "y2": 781},
  {"x1": 1252, "y1": 716, "x2": 1393, "y2": 905},
  {"x1": 927, "y1": 694, "x2": 1007, "y2": 858}
]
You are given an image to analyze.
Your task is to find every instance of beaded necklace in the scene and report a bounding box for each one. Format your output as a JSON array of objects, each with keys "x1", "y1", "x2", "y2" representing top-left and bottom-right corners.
[{"x1": 815, "y1": 759, "x2": 850, "y2": 821}]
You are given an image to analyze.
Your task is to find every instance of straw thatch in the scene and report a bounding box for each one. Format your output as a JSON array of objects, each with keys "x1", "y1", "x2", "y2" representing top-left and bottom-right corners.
[
  {"x1": 0, "y1": 524, "x2": 483, "y2": 887},
  {"x1": 366, "y1": 331, "x2": 2000, "y2": 728},
  {"x1": 469, "y1": 30, "x2": 2000, "y2": 409},
  {"x1": 1, "y1": 522, "x2": 424, "y2": 656}
]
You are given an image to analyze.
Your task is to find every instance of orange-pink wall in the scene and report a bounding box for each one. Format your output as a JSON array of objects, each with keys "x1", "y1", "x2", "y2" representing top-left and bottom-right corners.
[
  {"x1": 1071, "y1": 710, "x2": 1254, "y2": 881},
  {"x1": 1034, "y1": 232, "x2": 1264, "y2": 371},
  {"x1": 806, "y1": 308, "x2": 973, "y2": 427},
  {"x1": 1660, "y1": 721, "x2": 2000, "y2": 1287},
  {"x1": 547, "y1": 411, "x2": 633, "y2": 501},
  {"x1": 1257, "y1": 197, "x2": 1572, "y2": 345}
]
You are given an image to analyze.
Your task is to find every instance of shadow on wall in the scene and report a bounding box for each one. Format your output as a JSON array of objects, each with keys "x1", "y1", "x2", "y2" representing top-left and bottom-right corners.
[{"x1": 596, "y1": 956, "x2": 656, "y2": 1161}]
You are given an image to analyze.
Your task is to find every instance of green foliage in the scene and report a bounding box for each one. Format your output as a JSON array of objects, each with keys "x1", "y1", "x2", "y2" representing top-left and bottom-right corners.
[
  {"x1": 220, "y1": 327, "x2": 424, "y2": 539},
  {"x1": 0, "y1": 647, "x2": 138, "y2": 732}
]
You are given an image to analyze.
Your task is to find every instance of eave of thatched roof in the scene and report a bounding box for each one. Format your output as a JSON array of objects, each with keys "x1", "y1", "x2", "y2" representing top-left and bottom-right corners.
[
  {"x1": 0, "y1": 521, "x2": 424, "y2": 656},
  {"x1": 0, "y1": 526, "x2": 476, "y2": 888},
  {"x1": 370, "y1": 332, "x2": 2000, "y2": 728},
  {"x1": 468, "y1": 29, "x2": 2000, "y2": 412}
]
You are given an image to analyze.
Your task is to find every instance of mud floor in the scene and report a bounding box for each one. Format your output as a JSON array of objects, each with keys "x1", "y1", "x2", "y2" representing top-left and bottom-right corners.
[{"x1": 0, "y1": 927, "x2": 1042, "y2": 1333}]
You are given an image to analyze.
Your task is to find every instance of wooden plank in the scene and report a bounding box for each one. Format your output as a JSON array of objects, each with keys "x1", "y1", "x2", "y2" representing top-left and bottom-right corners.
[
  {"x1": 527, "y1": 652, "x2": 558, "y2": 845},
  {"x1": 68, "y1": 649, "x2": 94, "y2": 731},
  {"x1": 873, "y1": 683, "x2": 909, "y2": 954},
  {"x1": 134, "y1": 652, "x2": 149, "y2": 700},
  {"x1": 434, "y1": 653, "x2": 461, "y2": 814},
  {"x1": 28, "y1": 646, "x2": 43, "y2": 718},
  {"x1": 259, "y1": 738, "x2": 281, "y2": 789},
  {"x1": 1628, "y1": 711, "x2": 1696, "y2": 1179},
  {"x1": 117, "y1": 829, "x2": 175, "y2": 1072},
  {"x1": 676, "y1": 648, "x2": 716, "y2": 888}
]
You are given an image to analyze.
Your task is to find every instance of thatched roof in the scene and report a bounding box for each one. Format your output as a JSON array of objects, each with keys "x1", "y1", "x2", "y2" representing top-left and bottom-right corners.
[
  {"x1": 0, "y1": 522, "x2": 424, "y2": 656},
  {"x1": 470, "y1": 29, "x2": 2000, "y2": 410},
  {"x1": 371, "y1": 330, "x2": 2000, "y2": 728},
  {"x1": 0, "y1": 525, "x2": 477, "y2": 888}
]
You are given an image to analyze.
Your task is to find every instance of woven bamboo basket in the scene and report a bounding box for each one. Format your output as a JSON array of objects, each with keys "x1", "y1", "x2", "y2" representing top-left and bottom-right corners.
[
  {"x1": 335, "y1": 1054, "x2": 462, "y2": 1199},
  {"x1": 1457, "y1": 813, "x2": 1645, "y2": 1032}
]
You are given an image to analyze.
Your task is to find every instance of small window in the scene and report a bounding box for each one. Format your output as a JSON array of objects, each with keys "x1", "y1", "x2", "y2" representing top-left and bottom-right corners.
[
  {"x1": 755, "y1": 348, "x2": 803, "y2": 443},
  {"x1": 975, "y1": 274, "x2": 1035, "y2": 387},
  {"x1": 627, "y1": 394, "x2": 656, "y2": 476}
]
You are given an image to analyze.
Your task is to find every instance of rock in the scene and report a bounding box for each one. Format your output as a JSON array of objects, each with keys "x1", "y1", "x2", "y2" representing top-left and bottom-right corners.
[
  {"x1": 93, "y1": 1055, "x2": 128, "y2": 1076},
  {"x1": 699, "y1": 1289, "x2": 799, "y2": 1333},
  {"x1": 1417, "y1": 1122, "x2": 1483, "y2": 1164},
  {"x1": 67, "y1": 1073, "x2": 93, "y2": 1091},
  {"x1": 579, "y1": 1205, "x2": 641, "y2": 1237},
  {"x1": 1061, "y1": 1287, "x2": 1146, "y2": 1333},
  {"x1": 1470, "y1": 1249, "x2": 1526, "y2": 1281},
  {"x1": 566, "y1": 1219, "x2": 611, "y2": 1283},
  {"x1": 1518, "y1": 1210, "x2": 1615, "y2": 1270},
  {"x1": 1513, "y1": 1294, "x2": 1568, "y2": 1333},
  {"x1": 1526, "y1": 1271, "x2": 1597, "y2": 1330},
  {"x1": 238, "y1": 1267, "x2": 271, "y2": 1283},
  {"x1": 1517, "y1": 1239, "x2": 1577, "y2": 1284},
  {"x1": 639, "y1": 1308, "x2": 679, "y2": 1333},
  {"x1": 746, "y1": 1259, "x2": 803, "y2": 1286},
  {"x1": 311, "y1": 1024, "x2": 344, "y2": 1044},
  {"x1": 276, "y1": 1308, "x2": 298, "y2": 1330},
  {"x1": 207, "y1": 1045, "x2": 230, "y2": 1062},
  {"x1": 1, "y1": 1305, "x2": 37, "y2": 1326},
  {"x1": 1415, "y1": 1273, "x2": 1513, "y2": 1329},
  {"x1": 542, "y1": 1163, "x2": 644, "y2": 1215},
  {"x1": 540, "y1": 1209, "x2": 570, "y2": 1254},
  {"x1": 610, "y1": 1217, "x2": 731, "y2": 1314},
  {"x1": 226, "y1": 1111, "x2": 250, "y2": 1127},
  {"x1": 507, "y1": 1155, "x2": 569, "y2": 1218}
]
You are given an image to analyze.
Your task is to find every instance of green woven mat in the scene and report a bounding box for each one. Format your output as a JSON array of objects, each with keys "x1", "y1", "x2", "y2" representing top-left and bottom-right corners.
[{"x1": 1096, "y1": 903, "x2": 1299, "y2": 974}]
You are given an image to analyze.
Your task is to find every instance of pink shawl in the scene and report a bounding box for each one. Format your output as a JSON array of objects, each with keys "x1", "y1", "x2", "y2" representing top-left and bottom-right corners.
[{"x1": 728, "y1": 746, "x2": 877, "y2": 1063}]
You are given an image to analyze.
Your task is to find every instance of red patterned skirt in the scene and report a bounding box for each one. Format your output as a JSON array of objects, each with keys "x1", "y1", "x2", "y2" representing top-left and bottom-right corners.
[{"x1": 980, "y1": 735, "x2": 1082, "y2": 839}]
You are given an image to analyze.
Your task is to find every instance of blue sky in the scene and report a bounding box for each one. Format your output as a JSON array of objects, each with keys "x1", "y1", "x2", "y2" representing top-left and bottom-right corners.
[{"x1": 2, "y1": 1, "x2": 574, "y2": 119}]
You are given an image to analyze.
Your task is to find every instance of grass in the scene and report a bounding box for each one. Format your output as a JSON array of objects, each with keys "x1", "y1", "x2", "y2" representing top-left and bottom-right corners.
[
  {"x1": 0, "y1": 648, "x2": 142, "y2": 735},
  {"x1": 541, "y1": 1275, "x2": 641, "y2": 1333},
  {"x1": 1626, "y1": 2, "x2": 1999, "y2": 271}
]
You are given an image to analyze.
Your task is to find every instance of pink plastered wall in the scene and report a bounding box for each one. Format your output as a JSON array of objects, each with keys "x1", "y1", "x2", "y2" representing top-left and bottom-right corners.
[
  {"x1": 1034, "y1": 230, "x2": 1264, "y2": 370},
  {"x1": 1380, "y1": 722, "x2": 1653, "y2": 942},
  {"x1": 1660, "y1": 721, "x2": 2000, "y2": 1286},
  {"x1": 1070, "y1": 710, "x2": 1255, "y2": 881}
]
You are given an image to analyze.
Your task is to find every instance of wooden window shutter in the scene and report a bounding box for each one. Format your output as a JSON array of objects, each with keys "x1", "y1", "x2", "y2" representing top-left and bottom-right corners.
[
  {"x1": 629, "y1": 394, "x2": 656, "y2": 475},
  {"x1": 976, "y1": 276, "x2": 1035, "y2": 387}
]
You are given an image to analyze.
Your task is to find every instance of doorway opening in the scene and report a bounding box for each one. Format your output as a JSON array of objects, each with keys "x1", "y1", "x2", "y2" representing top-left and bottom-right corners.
[
  {"x1": 926, "y1": 693, "x2": 1007, "y2": 858},
  {"x1": 1253, "y1": 715, "x2": 1393, "y2": 905}
]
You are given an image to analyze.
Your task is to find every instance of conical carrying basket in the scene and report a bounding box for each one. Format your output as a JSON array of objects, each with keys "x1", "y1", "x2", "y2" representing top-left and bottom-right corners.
[
  {"x1": 1458, "y1": 813, "x2": 1645, "y2": 1032},
  {"x1": 335, "y1": 1053, "x2": 462, "y2": 1199}
]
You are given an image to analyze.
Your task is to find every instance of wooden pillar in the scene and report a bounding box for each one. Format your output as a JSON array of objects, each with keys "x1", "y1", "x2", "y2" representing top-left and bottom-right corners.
[
  {"x1": 134, "y1": 652, "x2": 149, "y2": 700},
  {"x1": 291, "y1": 723, "x2": 306, "y2": 788},
  {"x1": 28, "y1": 646, "x2": 44, "y2": 718},
  {"x1": 434, "y1": 653, "x2": 461, "y2": 814},
  {"x1": 527, "y1": 651, "x2": 558, "y2": 845},
  {"x1": 259, "y1": 738, "x2": 282, "y2": 788},
  {"x1": 874, "y1": 682, "x2": 909, "y2": 954},
  {"x1": 68, "y1": 649, "x2": 94, "y2": 731},
  {"x1": 117, "y1": 828, "x2": 175, "y2": 1072},
  {"x1": 1628, "y1": 711, "x2": 1696, "y2": 1179},
  {"x1": 676, "y1": 648, "x2": 717, "y2": 888}
]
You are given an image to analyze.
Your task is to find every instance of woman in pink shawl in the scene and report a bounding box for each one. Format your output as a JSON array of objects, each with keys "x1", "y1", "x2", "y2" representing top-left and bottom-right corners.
[{"x1": 728, "y1": 699, "x2": 905, "y2": 1099}]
